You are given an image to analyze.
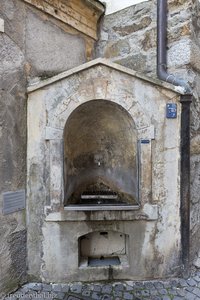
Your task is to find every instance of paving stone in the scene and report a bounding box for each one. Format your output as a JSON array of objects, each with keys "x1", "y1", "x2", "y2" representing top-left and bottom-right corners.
[
  {"x1": 170, "y1": 280, "x2": 179, "y2": 288},
  {"x1": 70, "y1": 284, "x2": 82, "y2": 294},
  {"x1": 150, "y1": 288, "x2": 159, "y2": 296},
  {"x1": 42, "y1": 283, "x2": 52, "y2": 291},
  {"x1": 52, "y1": 283, "x2": 62, "y2": 292},
  {"x1": 102, "y1": 285, "x2": 112, "y2": 294},
  {"x1": 33, "y1": 283, "x2": 42, "y2": 291},
  {"x1": 158, "y1": 289, "x2": 168, "y2": 295},
  {"x1": 83, "y1": 284, "x2": 94, "y2": 291},
  {"x1": 61, "y1": 284, "x2": 70, "y2": 292},
  {"x1": 192, "y1": 287, "x2": 200, "y2": 297},
  {"x1": 163, "y1": 281, "x2": 173, "y2": 289},
  {"x1": 114, "y1": 284, "x2": 124, "y2": 291},
  {"x1": 184, "y1": 292, "x2": 196, "y2": 300},
  {"x1": 179, "y1": 279, "x2": 189, "y2": 287},
  {"x1": 186, "y1": 286, "x2": 194, "y2": 292},
  {"x1": 91, "y1": 292, "x2": 102, "y2": 300},
  {"x1": 154, "y1": 282, "x2": 164, "y2": 289},
  {"x1": 173, "y1": 297, "x2": 184, "y2": 300},
  {"x1": 134, "y1": 290, "x2": 142, "y2": 297},
  {"x1": 54, "y1": 292, "x2": 66, "y2": 299},
  {"x1": 193, "y1": 276, "x2": 200, "y2": 283},
  {"x1": 162, "y1": 296, "x2": 171, "y2": 300},
  {"x1": 67, "y1": 297, "x2": 83, "y2": 300},
  {"x1": 126, "y1": 285, "x2": 133, "y2": 291},
  {"x1": 102, "y1": 295, "x2": 112, "y2": 300},
  {"x1": 82, "y1": 290, "x2": 91, "y2": 297},
  {"x1": 134, "y1": 282, "x2": 144, "y2": 288},
  {"x1": 22, "y1": 283, "x2": 35, "y2": 289},
  {"x1": 176, "y1": 288, "x2": 186, "y2": 296},
  {"x1": 113, "y1": 290, "x2": 123, "y2": 297},
  {"x1": 187, "y1": 278, "x2": 197, "y2": 287},
  {"x1": 93, "y1": 285, "x2": 102, "y2": 292},
  {"x1": 144, "y1": 282, "x2": 155, "y2": 289},
  {"x1": 169, "y1": 287, "x2": 178, "y2": 295},
  {"x1": 123, "y1": 292, "x2": 134, "y2": 300},
  {"x1": 141, "y1": 289, "x2": 150, "y2": 297}
]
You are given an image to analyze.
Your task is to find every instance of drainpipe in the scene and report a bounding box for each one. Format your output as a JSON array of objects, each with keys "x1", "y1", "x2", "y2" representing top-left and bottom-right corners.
[
  {"x1": 157, "y1": 0, "x2": 193, "y2": 275},
  {"x1": 157, "y1": 0, "x2": 192, "y2": 95},
  {"x1": 180, "y1": 94, "x2": 192, "y2": 276}
]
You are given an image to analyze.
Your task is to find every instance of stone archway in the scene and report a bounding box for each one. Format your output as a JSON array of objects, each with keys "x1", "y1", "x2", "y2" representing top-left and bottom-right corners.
[{"x1": 63, "y1": 99, "x2": 138, "y2": 206}]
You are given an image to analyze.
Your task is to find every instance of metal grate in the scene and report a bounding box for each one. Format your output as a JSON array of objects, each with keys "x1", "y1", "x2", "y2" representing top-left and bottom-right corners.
[
  {"x1": 79, "y1": 190, "x2": 128, "y2": 205},
  {"x1": 81, "y1": 190, "x2": 118, "y2": 200},
  {"x1": 2, "y1": 190, "x2": 25, "y2": 215}
]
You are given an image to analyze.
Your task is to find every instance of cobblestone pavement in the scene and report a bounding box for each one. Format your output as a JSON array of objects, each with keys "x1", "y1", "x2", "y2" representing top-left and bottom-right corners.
[{"x1": 4, "y1": 272, "x2": 200, "y2": 300}]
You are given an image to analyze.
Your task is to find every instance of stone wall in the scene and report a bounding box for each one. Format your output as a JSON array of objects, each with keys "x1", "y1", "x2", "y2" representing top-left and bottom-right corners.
[
  {"x1": 96, "y1": 0, "x2": 200, "y2": 265},
  {"x1": 0, "y1": 0, "x2": 98, "y2": 296}
]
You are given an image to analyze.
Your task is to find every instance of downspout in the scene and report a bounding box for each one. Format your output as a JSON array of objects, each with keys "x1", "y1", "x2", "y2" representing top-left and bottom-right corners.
[
  {"x1": 157, "y1": 0, "x2": 192, "y2": 95},
  {"x1": 180, "y1": 95, "x2": 192, "y2": 275},
  {"x1": 157, "y1": 0, "x2": 192, "y2": 275}
]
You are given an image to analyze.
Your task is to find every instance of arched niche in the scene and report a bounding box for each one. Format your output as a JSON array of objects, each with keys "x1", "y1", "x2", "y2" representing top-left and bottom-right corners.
[{"x1": 64, "y1": 100, "x2": 139, "y2": 206}]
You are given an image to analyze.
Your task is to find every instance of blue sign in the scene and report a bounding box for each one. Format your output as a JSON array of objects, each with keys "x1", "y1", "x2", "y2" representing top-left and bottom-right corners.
[
  {"x1": 141, "y1": 140, "x2": 150, "y2": 144},
  {"x1": 166, "y1": 103, "x2": 177, "y2": 119}
]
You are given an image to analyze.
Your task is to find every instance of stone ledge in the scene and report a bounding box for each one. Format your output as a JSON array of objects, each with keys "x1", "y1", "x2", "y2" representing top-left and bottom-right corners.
[{"x1": 45, "y1": 203, "x2": 158, "y2": 221}]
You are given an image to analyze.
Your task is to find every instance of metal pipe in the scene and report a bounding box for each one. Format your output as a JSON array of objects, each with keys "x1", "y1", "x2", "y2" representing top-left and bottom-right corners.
[
  {"x1": 157, "y1": 0, "x2": 192, "y2": 95},
  {"x1": 180, "y1": 94, "x2": 192, "y2": 275}
]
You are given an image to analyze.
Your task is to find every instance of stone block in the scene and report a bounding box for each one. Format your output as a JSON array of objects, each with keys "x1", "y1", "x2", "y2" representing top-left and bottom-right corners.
[
  {"x1": 105, "y1": 40, "x2": 130, "y2": 58},
  {"x1": 168, "y1": 39, "x2": 191, "y2": 68}
]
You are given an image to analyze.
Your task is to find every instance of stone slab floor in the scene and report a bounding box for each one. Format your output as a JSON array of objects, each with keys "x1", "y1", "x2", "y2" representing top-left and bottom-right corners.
[{"x1": 4, "y1": 272, "x2": 200, "y2": 300}]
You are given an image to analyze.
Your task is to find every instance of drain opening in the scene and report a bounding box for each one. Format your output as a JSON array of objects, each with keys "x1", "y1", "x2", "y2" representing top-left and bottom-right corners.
[{"x1": 88, "y1": 256, "x2": 120, "y2": 267}]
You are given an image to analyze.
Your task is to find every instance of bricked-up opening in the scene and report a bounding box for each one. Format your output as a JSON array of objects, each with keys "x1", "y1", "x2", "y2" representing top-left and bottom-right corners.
[{"x1": 64, "y1": 100, "x2": 138, "y2": 206}]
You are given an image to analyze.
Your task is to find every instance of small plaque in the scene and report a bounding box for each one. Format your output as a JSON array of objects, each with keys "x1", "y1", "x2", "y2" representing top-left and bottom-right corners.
[
  {"x1": 141, "y1": 139, "x2": 150, "y2": 144},
  {"x1": 3, "y1": 190, "x2": 25, "y2": 215},
  {"x1": 166, "y1": 103, "x2": 177, "y2": 119}
]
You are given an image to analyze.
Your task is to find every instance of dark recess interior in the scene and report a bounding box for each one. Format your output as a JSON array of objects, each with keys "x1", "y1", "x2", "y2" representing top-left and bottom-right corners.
[{"x1": 64, "y1": 100, "x2": 138, "y2": 205}]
